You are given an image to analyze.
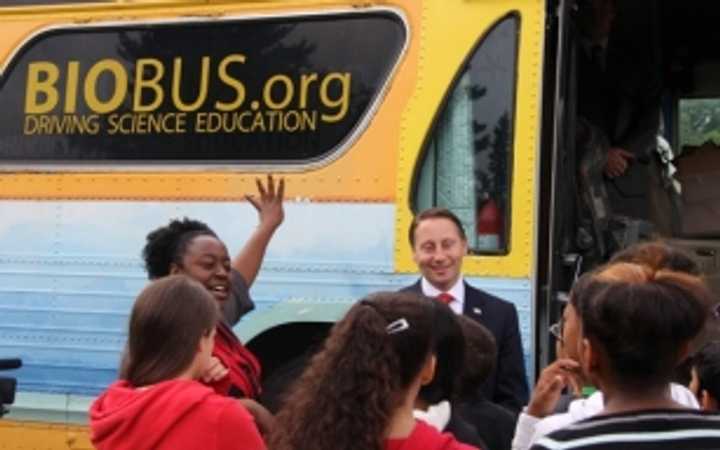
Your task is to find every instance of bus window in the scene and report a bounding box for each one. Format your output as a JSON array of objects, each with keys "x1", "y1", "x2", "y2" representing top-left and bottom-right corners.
[
  {"x1": 678, "y1": 98, "x2": 720, "y2": 148},
  {"x1": 0, "y1": 11, "x2": 405, "y2": 165},
  {"x1": 412, "y1": 15, "x2": 519, "y2": 254}
]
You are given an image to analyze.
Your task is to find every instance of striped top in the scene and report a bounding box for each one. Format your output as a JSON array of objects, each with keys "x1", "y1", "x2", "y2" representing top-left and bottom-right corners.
[{"x1": 529, "y1": 409, "x2": 720, "y2": 450}]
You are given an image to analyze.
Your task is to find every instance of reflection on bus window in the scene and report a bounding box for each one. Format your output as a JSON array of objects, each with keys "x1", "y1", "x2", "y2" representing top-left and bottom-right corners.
[{"x1": 413, "y1": 15, "x2": 518, "y2": 254}]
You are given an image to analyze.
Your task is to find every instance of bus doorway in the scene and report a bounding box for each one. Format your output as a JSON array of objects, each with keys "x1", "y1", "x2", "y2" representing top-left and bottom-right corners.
[{"x1": 541, "y1": 0, "x2": 720, "y2": 368}]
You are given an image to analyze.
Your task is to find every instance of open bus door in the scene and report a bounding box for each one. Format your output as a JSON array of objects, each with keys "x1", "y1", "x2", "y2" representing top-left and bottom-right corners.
[{"x1": 537, "y1": 0, "x2": 579, "y2": 372}]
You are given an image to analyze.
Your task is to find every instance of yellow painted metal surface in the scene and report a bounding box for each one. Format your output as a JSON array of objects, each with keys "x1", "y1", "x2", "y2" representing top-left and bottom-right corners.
[
  {"x1": 0, "y1": 420, "x2": 92, "y2": 450},
  {"x1": 394, "y1": 0, "x2": 544, "y2": 278}
]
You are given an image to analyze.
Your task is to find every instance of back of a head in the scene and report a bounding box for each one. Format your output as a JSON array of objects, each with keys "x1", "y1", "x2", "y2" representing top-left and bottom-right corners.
[
  {"x1": 610, "y1": 241, "x2": 701, "y2": 276},
  {"x1": 695, "y1": 341, "x2": 720, "y2": 403},
  {"x1": 571, "y1": 263, "x2": 712, "y2": 389},
  {"x1": 270, "y1": 291, "x2": 437, "y2": 450},
  {"x1": 121, "y1": 275, "x2": 219, "y2": 386},
  {"x1": 457, "y1": 315, "x2": 497, "y2": 398},
  {"x1": 418, "y1": 299, "x2": 465, "y2": 405},
  {"x1": 142, "y1": 218, "x2": 217, "y2": 279}
]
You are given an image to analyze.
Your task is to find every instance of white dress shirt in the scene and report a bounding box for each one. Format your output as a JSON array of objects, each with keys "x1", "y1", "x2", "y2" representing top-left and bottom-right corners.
[{"x1": 420, "y1": 276, "x2": 465, "y2": 315}]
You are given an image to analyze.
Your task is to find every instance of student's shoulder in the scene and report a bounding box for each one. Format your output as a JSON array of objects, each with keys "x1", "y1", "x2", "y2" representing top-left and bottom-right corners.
[{"x1": 412, "y1": 420, "x2": 480, "y2": 450}]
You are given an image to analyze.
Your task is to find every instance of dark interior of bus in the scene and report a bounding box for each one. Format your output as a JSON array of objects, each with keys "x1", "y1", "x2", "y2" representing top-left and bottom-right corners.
[{"x1": 540, "y1": 0, "x2": 720, "y2": 366}]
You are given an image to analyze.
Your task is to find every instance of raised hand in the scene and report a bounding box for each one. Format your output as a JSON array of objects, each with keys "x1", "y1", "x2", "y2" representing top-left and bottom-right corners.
[
  {"x1": 246, "y1": 174, "x2": 285, "y2": 231},
  {"x1": 526, "y1": 358, "x2": 582, "y2": 418}
]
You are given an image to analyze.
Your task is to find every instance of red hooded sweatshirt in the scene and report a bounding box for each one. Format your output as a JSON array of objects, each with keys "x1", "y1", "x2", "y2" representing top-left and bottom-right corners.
[
  {"x1": 90, "y1": 379, "x2": 265, "y2": 450},
  {"x1": 386, "y1": 420, "x2": 480, "y2": 450}
]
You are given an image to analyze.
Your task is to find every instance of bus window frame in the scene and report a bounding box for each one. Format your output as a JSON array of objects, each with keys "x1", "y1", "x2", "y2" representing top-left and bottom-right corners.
[{"x1": 409, "y1": 12, "x2": 521, "y2": 256}]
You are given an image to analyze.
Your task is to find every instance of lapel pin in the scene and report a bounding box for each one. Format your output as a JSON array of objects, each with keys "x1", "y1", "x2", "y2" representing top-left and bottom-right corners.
[{"x1": 473, "y1": 307, "x2": 482, "y2": 316}]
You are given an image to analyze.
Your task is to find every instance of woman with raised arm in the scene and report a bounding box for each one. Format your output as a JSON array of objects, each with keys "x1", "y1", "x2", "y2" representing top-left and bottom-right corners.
[
  {"x1": 269, "y1": 291, "x2": 480, "y2": 450},
  {"x1": 90, "y1": 275, "x2": 265, "y2": 450},
  {"x1": 141, "y1": 176, "x2": 283, "y2": 430}
]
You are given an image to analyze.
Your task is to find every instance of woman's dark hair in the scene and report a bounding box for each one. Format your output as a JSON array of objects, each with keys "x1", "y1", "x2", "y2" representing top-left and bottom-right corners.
[
  {"x1": 269, "y1": 292, "x2": 437, "y2": 450},
  {"x1": 457, "y1": 315, "x2": 497, "y2": 398},
  {"x1": 570, "y1": 263, "x2": 712, "y2": 389},
  {"x1": 120, "y1": 275, "x2": 218, "y2": 386},
  {"x1": 142, "y1": 218, "x2": 217, "y2": 279},
  {"x1": 418, "y1": 299, "x2": 465, "y2": 404}
]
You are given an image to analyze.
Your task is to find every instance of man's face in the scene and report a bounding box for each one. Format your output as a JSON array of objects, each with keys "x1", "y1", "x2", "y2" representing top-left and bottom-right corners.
[{"x1": 412, "y1": 217, "x2": 467, "y2": 291}]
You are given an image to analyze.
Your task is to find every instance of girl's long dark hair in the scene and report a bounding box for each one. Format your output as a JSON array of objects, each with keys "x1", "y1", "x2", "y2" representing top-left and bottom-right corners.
[{"x1": 269, "y1": 292, "x2": 437, "y2": 450}]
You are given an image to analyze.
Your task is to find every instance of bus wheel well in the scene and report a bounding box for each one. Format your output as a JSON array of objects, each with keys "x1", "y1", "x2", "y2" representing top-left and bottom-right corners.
[{"x1": 246, "y1": 322, "x2": 332, "y2": 412}]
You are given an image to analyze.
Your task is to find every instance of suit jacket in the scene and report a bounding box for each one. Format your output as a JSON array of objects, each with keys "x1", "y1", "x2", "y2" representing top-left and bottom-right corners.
[
  {"x1": 402, "y1": 280, "x2": 529, "y2": 413},
  {"x1": 575, "y1": 5, "x2": 662, "y2": 221}
]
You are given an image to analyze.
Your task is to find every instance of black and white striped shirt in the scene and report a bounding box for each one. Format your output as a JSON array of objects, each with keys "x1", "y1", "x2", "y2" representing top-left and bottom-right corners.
[{"x1": 529, "y1": 409, "x2": 720, "y2": 450}]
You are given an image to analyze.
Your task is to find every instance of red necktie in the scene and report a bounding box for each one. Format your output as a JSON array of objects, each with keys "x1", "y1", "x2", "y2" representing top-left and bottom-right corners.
[{"x1": 436, "y1": 292, "x2": 454, "y2": 306}]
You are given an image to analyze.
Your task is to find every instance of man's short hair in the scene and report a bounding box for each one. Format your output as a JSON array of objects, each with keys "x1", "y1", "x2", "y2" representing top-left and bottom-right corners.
[{"x1": 409, "y1": 207, "x2": 467, "y2": 247}]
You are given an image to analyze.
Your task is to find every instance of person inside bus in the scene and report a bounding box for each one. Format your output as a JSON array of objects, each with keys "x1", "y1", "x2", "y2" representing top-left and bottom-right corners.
[
  {"x1": 413, "y1": 301, "x2": 487, "y2": 449},
  {"x1": 512, "y1": 242, "x2": 703, "y2": 450},
  {"x1": 456, "y1": 315, "x2": 516, "y2": 450},
  {"x1": 575, "y1": 0, "x2": 664, "y2": 224},
  {"x1": 401, "y1": 207, "x2": 528, "y2": 413},
  {"x1": 529, "y1": 262, "x2": 720, "y2": 450},
  {"x1": 141, "y1": 175, "x2": 283, "y2": 429},
  {"x1": 90, "y1": 275, "x2": 265, "y2": 450},
  {"x1": 268, "y1": 291, "x2": 480, "y2": 450},
  {"x1": 690, "y1": 341, "x2": 720, "y2": 411}
]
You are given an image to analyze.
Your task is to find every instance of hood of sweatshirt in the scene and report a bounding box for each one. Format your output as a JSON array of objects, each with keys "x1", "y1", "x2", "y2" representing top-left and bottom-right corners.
[{"x1": 90, "y1": 379, "x2": 214, "y2": 450}]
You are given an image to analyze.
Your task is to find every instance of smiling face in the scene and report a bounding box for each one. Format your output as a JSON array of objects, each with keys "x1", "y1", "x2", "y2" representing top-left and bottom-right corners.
[
  {"x1": 412, "y1": 217, "x2": 468, "y2": 292},
  {"x1": 171, "y1": 235, "x2": 231, "y2": 305}
]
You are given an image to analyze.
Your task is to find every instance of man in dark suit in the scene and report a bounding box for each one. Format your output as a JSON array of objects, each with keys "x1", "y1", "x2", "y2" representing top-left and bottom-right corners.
[
  {"x1": 576, "y1": 0, "x2": 663, "y2": 223},
  {"x1": 401, "y1": 207, "x2": 529, "y2": 413}
]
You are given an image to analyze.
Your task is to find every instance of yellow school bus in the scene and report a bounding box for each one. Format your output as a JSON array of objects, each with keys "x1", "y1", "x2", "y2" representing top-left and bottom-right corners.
[{"x1": 2, "y1": 0, "x2": 719, "y2": 447}]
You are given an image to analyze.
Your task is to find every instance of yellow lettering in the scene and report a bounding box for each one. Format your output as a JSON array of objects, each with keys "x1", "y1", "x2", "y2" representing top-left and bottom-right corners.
[
  {"x1": 24, "y1": 115, "x2": 39, "y2": 134},
  {"x1": 263, "y1": 74, "x2": 294, "y2": 110},
  {"x1": 25, "y1": 62, "x2": 60, "y2": 114},
  {"x1": 215, "y1": 54, "x2": 246, "y2": 111},
  {"x1": 84, "y1": 59, "x2": 128, "y2": 114},
  {"x1": 134, "y1": 58, "x2": 164, "y2": 112},
  {"x1": 299, "y1": 73, "x2": 318, "y2": 109},
  {"x1": 252, "y1": 111, "x2": 266, "y2": 132},
  {"x1": 64, "y1": 61, "x2": 80, "y2": 113},
  {"x1": 320, "y1": 72, "x2": 350, "y2": 123},
  {"x1": 239, "y1": 112, "x2": 252, "y2": 132},
  {"x1": 172, "y1": 56, "x2": 210, "y2": 112}
]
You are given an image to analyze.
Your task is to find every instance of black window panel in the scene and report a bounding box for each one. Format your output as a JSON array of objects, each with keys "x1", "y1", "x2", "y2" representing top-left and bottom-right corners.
[{"x1": 0, "y1": 11, "x2": 406, "y2": 164}]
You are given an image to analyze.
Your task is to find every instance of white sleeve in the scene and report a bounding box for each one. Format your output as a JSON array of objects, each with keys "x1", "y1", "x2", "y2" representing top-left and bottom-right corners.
[
  {"x1": 511, "y1": 409, "x2": 541, "y2": 450},
  {"x1": 413, "y1": 400, "x2": 451, "y2": 432},
  {"x1": 531, "y1": 413, "x2": 576, "y2": 445}
]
